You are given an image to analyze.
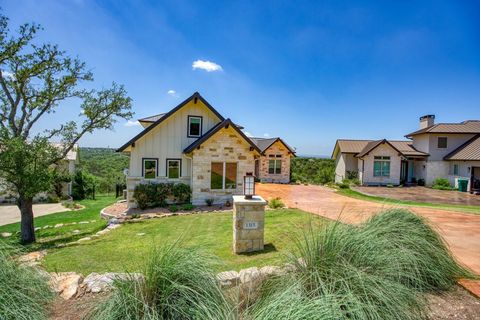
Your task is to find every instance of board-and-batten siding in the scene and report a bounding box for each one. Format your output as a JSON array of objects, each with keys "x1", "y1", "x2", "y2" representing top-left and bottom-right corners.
[{"x1": 128, "y1": 100, "x2": 222, "y2": 180}]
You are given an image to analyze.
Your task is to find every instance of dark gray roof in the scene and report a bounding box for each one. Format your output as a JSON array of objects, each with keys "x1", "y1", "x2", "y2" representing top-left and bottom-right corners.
[
  {"x1": 138, "y1": 113, "x2": 166, "y2": 123},
  {"x1": 250, "y1": 137, "x2": 296, "y2": 154}
]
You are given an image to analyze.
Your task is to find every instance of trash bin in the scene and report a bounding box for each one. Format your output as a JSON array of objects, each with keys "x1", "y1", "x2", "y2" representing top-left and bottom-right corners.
[{"x1": 458, "y1": 179, "x2": 468, "y2": 192}]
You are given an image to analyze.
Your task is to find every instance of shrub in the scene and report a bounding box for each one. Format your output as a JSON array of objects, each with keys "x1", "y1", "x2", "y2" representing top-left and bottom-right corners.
[
  {"x1": 88, "y1": 244, "x2": 234, "y2": 320},
  {"x1": 172, "y1": 183, "x2": 191, "y2": 203},
  {"x1": 432, "y1": 178, "x2": 454, "y2": 190},
  {"x1": 248, "y1": 209, "x2": 470, "y2": 320},
  {"x1": 133, "y1": 183, "x2": 151, "y2": 210},
  {"x1": 205, "y1": 198, "x2": 214, "y2": 206},
  {"x1": 291, "y1": 157, "x2": 335, "y2": 185},
  {"x1": 268, "y1": 197, "x2": 285, "y2": 209},
  {"x1": 169, "y1": 205, "x2": 178, "y2": 213},
  {"x1": 181, "y1": 203, "x2": 195, "y2": 211},
  {"x1": 46, "y1": 194, "x2": 60, "y2": 203},
  {"x1": 0, "y1": 245, "x2": 54, "y2": 319},
  {"x1": 417, "y1": 178, "x2": 425, "y2": 186}
]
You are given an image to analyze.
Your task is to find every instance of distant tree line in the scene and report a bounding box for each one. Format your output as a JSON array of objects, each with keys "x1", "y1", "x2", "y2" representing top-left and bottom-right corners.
[{"x1": 290, "y1": 157, "x2": 335, "y2": 185}]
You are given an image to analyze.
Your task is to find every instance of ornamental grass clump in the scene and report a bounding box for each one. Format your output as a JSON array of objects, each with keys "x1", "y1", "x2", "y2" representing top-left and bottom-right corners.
[
  {"x1": 0, "y1": 244, "x2": 53, "y2": 320},
  {"x1": 88, "y1": 243, "x2": 235, "y2": 320},
  {"x1": 247, "y1": 209, "x2": 471, "y2": 320}
]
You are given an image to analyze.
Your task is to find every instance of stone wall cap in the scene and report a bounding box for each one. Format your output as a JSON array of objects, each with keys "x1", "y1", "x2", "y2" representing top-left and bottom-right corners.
[{"x1": 232, "y1": 195, "x2": 267, "y2": 205}]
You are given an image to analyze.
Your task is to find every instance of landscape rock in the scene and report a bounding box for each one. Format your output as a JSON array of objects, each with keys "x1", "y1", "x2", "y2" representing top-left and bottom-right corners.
[
  {"x1": 77, "y1": 237, "x2": 91, "y2": 242},
  {"x1": 136, "y1": 232, "x2": 146, "y2": 236},
  {"x1": 54, "y1": 223, "x2": 64, "y2": 228},
  {"x1": 72, "y1": 229, "x2": 80, "y2": 234},
  {"x1": 217, "y1": 270, "x2": 239, "y2": 288},
  {"x1": 49, "y1": 272, "x2": 83, "y2": 300},
  {"x1": 17, "y1": 250, "x2": 47, "y2": 266},
  {"x1": 82, "y1": 272, "x2": 143, "y2": 293},
  {"x1": 0, "y1": 232, "x2": 12, "y2": 238},
  {"x1": 108, "y1": 218, "x2": 120, "y2": 225},
  {"x1": 239, "y1": 267, "x2": 260, "y2": 284},
  {"x1": 260, "y1": 265, "x2": 284, "y2": 277},
  {"x1": 107, "y1": 224, "x2": 121, "y2": 230},
  {"x1": 79, "y1": 221, "x2": 89, "y2": 224}
]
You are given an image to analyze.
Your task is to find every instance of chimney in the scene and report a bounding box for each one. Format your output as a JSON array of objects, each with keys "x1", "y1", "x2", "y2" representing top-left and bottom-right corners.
[{"x1": 419, "y1": 115, "x2": 435, "y2": 129}]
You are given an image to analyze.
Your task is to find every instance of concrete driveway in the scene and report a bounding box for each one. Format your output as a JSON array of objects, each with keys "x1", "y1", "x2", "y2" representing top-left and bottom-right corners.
[
  {"x1": 256, "y1": 183, "x2": 480, "y2": 275},
  {"x1": 0, "y1": 203, "x2": 69, "y2": 226}
]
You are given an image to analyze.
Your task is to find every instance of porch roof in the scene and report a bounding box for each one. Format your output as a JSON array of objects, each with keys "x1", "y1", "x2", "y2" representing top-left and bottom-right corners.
[{"x1": 444, "y1": 134, "x2": 480, "y2": 161}]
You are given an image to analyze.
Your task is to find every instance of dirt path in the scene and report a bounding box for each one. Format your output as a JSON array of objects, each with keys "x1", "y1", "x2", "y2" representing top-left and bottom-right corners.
[{"x1": 256, "y1": 183, "x2": 480, "y2": 275}]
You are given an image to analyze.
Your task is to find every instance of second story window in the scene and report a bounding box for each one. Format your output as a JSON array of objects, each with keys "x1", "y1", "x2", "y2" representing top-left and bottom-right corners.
[
  {"x1": 188, "y1": 116, "x2": 202, "y2": 137},
  {"x1": 437, "y1": 137, "x2": 448, "y2": 148}
]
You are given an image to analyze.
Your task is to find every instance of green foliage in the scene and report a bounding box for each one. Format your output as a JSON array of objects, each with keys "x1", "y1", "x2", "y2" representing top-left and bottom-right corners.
[
  {"x1": 79, "y1": 148, "x2": 129, "y2": 194},
  {"x1": 169, "y1": 205, "x2": 178, "y2": 213},
  {"x1": 71, "y1": 170, "x2": 97, "y2": 200},
  {"x1": 291, "y1": 157, "x2": 335, "y2": 185},
  {"x1": 0, "y1": 244, "x2": 54, "y2": 319},
  {"x1": 268, "y1": 197, "x2": 285, "y2": 209},
  {"x1": 133, "y1": 182, "x2": 191, "y2": 210},
  {"x1": 248, "y1": 209, "x2": 470, "y2": 320},
  {"x1": 88, "y1": 244, "x2": 234, "y2": 320},
  {"x1": 205, "y1": 198, "x2": 214, "y2": 206},
  {"x1": 50, "y1": 167, "x2": 72, "y2": 198},
  {"x1": 181, "y1": 203, "x2": 195, "y2": 211},
  {"x1": 432, "y1": 178, "x2": 454, "y2": 190}
]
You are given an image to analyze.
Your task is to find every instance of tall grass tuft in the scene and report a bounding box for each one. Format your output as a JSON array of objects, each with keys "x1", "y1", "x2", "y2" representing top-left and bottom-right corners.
[
  {"x1": 247, "y1": 209, "x2": 471, "y2": 320},
  {"x1": 0, "y1": 244, "x2": 54, "y2": 320},
  {"x1": 88, "y1": 243, "x2": 236, "y2": 320}
]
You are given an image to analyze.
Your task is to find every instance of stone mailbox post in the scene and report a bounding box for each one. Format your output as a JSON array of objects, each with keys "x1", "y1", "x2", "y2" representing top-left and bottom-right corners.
[{"x1": 233, "y1": 195, "x2": 267, "y2": 253}]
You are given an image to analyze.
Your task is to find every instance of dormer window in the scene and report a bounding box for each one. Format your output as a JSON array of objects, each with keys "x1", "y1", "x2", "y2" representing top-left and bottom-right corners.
[{"x1": 188, "y1": 116, "x2": 202, "y2": 137}]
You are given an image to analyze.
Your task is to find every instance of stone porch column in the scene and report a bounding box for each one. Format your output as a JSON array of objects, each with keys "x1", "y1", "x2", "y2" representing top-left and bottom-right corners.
[{"x1": 233, "y1": 195, "x2": 267, "y2": 253}]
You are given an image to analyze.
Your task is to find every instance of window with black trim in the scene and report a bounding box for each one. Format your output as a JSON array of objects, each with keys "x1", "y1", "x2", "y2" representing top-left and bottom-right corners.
[
  {"x1": 437, "y1": 137, "x2": 447, "y2": 148},
  {"x1": 268, "y1": 159, "x2": 281, "y2": 174},
  {"x1": 211, "y1": 162, "x2": 237, "y2": 189},
  {"x1": 188, "y1": 116, "x2": 202, "y2": 137},
  {"x1": 143, "y1": 159, "x2": 157, "y2": 179},
  {"x1": 167, "y1": 159, "x2": 181, "y2": 179}
]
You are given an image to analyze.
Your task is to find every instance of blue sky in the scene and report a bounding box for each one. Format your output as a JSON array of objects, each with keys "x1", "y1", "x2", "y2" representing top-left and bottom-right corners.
[{"x1": 3, "y1": 0, "x2": 480, "y2": 156}]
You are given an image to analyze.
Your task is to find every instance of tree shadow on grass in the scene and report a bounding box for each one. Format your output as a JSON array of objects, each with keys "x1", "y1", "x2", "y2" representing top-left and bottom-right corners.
[{"x1": 237, "y1": 243, "x2": 277, "y2": 257}]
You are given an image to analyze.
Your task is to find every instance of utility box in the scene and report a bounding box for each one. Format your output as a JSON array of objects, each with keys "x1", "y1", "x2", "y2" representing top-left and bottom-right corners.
[{"x1": 233, "y1": 195, "x2": 267, "y2": 254}]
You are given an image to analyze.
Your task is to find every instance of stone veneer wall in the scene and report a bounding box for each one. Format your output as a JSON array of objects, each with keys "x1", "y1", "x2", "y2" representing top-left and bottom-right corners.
[
  {"x1": 190, "y1": 126, "x2": 257, "y2": 205},
  {"x1": 258, "y1": 140, "x2": 292, "y2": 183}
]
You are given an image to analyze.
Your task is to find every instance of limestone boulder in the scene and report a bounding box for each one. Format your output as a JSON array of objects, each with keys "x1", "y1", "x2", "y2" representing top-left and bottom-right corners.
[
  {"x1": 49, "y1": 272, "x2": 83, "y2": 300},
  {"x1": 82, "y1": 272, "x2": 142, "y2": 293},
  {"x1": 239, "y1": 267, "x2": 260, "y2": 284},
  {"x1": 217, "y1": 270, "x2": 239, "y2": 288}
]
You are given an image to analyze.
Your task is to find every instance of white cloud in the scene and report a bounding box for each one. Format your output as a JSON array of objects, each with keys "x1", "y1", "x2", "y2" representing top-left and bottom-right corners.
[
  {"x1": 167, "y1": 89, "x2": 178, "y2": 97},
  {"x1": 192, "y1": 60, "x2": 223, "y2": 72},
  {"x1": 124, "y1": 120, "x2": 140, "y2": 127},
  {"x1": 244, "y1": 131, "x2": 253, "y2": 137},
  {"x1": 263, "y1": 133, "x2": 270, "y2": 137}
]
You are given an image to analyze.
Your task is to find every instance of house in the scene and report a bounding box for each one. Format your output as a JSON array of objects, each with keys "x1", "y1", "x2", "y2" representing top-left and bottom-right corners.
[
  {"x1": 0, "y1": 144, "x2": 79, "y2": 203},
  {"x1": 332, "y1": 115, "x2": 480, "y2": 193},
  {"x1": 117, "y1": 92, "x2": 295, "y2": 207}
]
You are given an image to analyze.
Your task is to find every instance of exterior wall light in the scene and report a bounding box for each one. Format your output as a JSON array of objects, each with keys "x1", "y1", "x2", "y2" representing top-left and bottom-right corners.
[{"x1": 244, "y1": 172, "x2": 255, "y2": 199}]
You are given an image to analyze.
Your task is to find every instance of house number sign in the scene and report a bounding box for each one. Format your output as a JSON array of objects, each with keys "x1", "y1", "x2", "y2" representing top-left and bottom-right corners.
[{"x1": 244, "y1": 221, "x2": 258, "y2": 229}]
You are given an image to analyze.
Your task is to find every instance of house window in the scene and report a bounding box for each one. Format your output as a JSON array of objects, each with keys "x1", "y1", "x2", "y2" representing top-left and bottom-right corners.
[
  {"x1": 167, "y1": 159, "x2": 181, "y2": 179},
  {"x1": 143, "y1": 159, "x2": 157, "y2": 179},
  {"x1": 211, "y1": 162, "x2": 237, "y2": 190},
  {"x1": 188, "y1": 116, "x2": 202, "y2": 137},
  {"x1": 268, "y1": 159, "x2": 282, "y2": 174},
  {"x1": 438, "y1": 137, "x2": 448, "y2": 148},
  {"x1": 453, "y1": 164, "x2": 459, "y2": 175},
  {"x1": 373, "y1": 156, "x2": 390, "y2": 177}
]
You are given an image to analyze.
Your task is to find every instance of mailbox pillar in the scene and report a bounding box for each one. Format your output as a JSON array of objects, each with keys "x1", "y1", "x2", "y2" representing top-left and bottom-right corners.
[{"x1": 233, "y1": 195, "x2": 267, "y2": 254}]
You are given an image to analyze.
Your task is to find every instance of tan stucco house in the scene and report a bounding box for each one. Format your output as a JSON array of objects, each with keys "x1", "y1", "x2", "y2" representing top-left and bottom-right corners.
[
  {"x1": 332, "y1": 115, "x2": 480, "y2": 193},
  {"x1": 117, "y1": 92, "x2": 295, "y2": 207}
]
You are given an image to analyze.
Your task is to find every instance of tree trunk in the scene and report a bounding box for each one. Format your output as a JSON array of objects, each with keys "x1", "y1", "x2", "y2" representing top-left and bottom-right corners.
[{"x1": 18, "y1": 197, "x2": 36, "y2": 244}]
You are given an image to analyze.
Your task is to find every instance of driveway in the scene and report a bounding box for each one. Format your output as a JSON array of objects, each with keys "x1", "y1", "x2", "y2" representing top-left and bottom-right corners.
[
  {"x1": 256, "y1": 183, "x2": 480, "y2": 275},
  {"x1": 0, "y1": 203, "x2": 69, "y2": 226}
]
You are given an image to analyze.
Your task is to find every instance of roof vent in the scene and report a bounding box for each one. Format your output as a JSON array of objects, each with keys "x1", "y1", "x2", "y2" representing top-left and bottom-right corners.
[{"x1": 419, "y1": 115, "x2": 435, "y2": 129}]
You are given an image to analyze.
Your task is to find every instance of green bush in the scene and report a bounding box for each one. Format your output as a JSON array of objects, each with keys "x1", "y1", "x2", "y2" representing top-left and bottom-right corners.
[
  {"x1": 169, "y1": 205, "x2": 178, "y2": 213},
  {"x1": 88, "y1": 244, "x2": 234, "y2": 320},
  {"x1": 133, "y1": 182, "x2": 191, "y2": 210},
  {"x1": 268, "y1": 197, "x2": 285, "y2": 209},
  {"x1": 172, "y1": 183, "x2": 191, "y2": 203},
  {"x1": 291, "y1": 157, "x2": 335, "y2": 185},
  {"x1": 248, "y1": 209, "x2": 470, "y2": 320},
  {"x1": 181, "y1": 203, "x2": 195, "y2": 211},
  {"x1": 432, "y1": 178, "x2": 454, "y2": 190},
  {"x1": 0, "y1": 245, "x2": 54, "y2": 319}
]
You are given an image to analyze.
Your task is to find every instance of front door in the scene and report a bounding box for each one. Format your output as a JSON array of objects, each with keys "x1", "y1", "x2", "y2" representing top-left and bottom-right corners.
[
  {"x1": 400, "y1": 160, "x2": 408, "y2": 185},
  {"x1": 472, "y1": 167, "x2": 480, "y2": 193}
]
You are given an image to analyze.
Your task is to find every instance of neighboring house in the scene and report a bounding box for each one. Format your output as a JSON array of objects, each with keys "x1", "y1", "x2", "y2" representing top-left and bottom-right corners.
[
  {"x1": 251, "y1": 137, "x2": 296, "y2": 183},
  {"x1": 0, "y1": 144, "x2": 79, "y2": 203},
  {"x1": 332, "y1": 115, "x2": 480, "y2": 193},
  {"x1": 117, "y1": 92, "x2": 295, "y2": 207}
]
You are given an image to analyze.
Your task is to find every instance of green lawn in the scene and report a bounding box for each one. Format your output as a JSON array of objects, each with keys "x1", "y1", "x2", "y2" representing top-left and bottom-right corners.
[
  {"x1": 337, "y1": 188, "x2": 480, "y2": 215},
  {"x1": 43, "y1": 208, "x2": 324, "y2": 275},
  {"x1": 0, "y1": 195, "x2": 116, "y2": 252}
]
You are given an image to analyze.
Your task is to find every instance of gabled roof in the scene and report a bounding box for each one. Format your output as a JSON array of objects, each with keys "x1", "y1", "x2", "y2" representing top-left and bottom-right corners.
[
  {"x1": 117, "y1": 92, "x2": 225, "y2": 152},
  {"x1": 138, "y1": 113, "x2": 166, "y2": 123},
  {"x1": 250, "y1": 137, "x2": 296, "y2": 155},
  {"x1": 405, "y1": 120, "x2": 480, "y2": 138},
  {"x1": 183, "y1": 119, "x2": 262, "y2": 154},
  {"x1": 444, "y1": 134, "x2": 480, "y2": 161},
  {"x1": 332, "y1": 139, "x2": 428, "y2": 159}
]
